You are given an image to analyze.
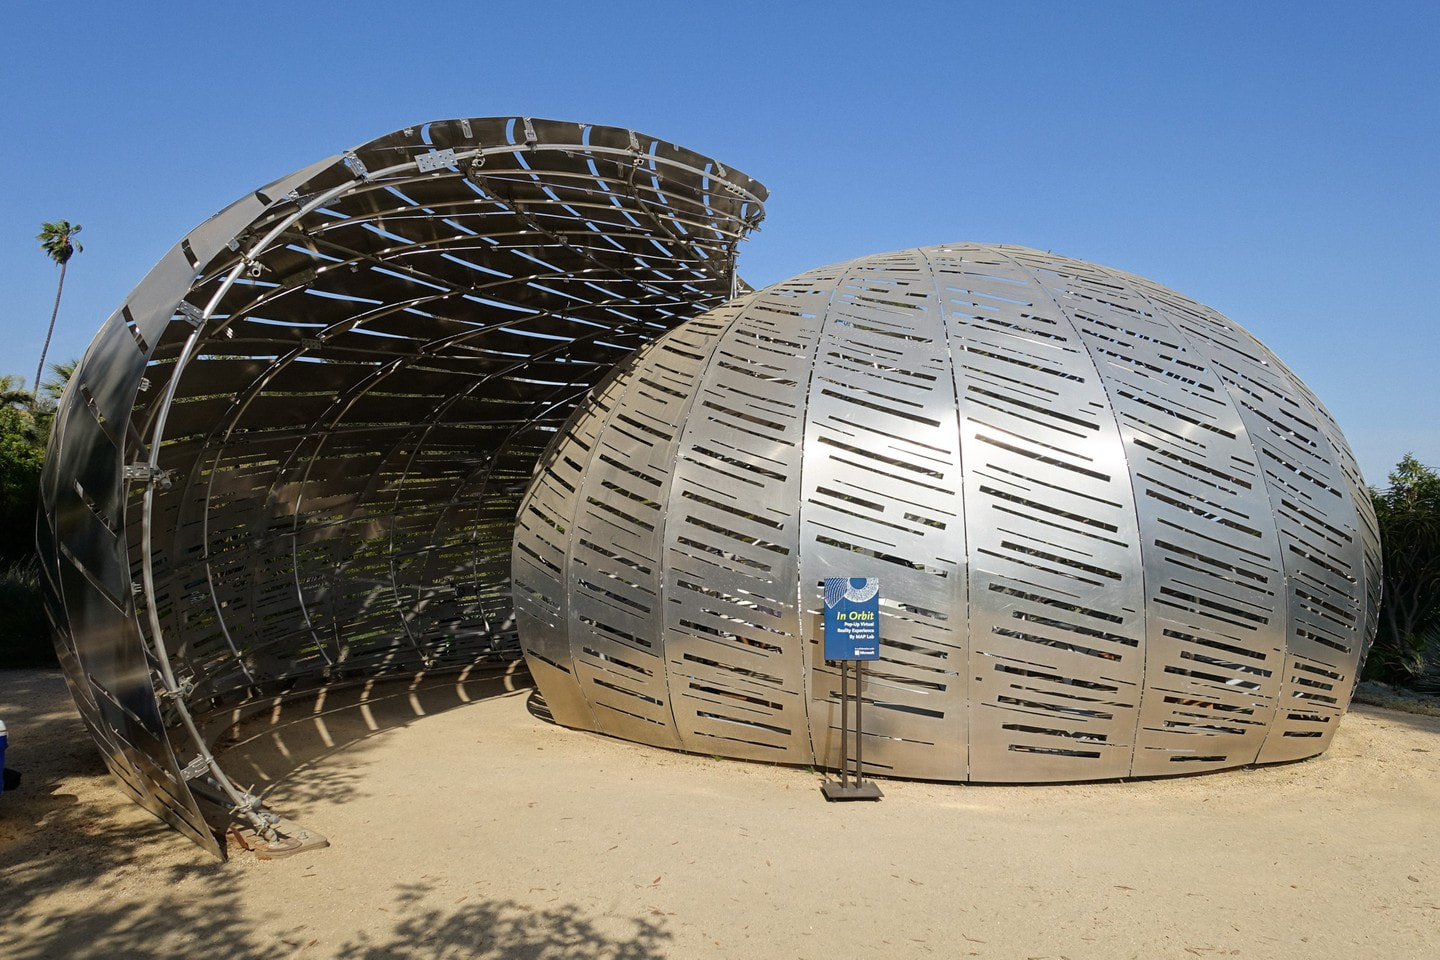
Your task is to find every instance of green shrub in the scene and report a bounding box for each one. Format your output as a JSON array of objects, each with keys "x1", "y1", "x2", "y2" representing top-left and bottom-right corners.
[
  {"x1": 0, "y1": 399, "x2": 43, "y2": 567},
  {"x1": 0, "y1": 557, "x2": 55, "y2": 668},
  {"x1": 1367, "y1": 455, "x2": 1440, "y2": 688}
]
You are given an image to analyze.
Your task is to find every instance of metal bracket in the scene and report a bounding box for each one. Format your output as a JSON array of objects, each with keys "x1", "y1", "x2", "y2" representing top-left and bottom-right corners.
[
  {"x1": 342, "y1": 151, "x2": 369, "y2": 180},
  {"x1": 232, "y1": 791, "x2": 281, "y2": 832},
  {"x1": 159, "y1": 674, "x2": 197, "y2": 702},
  {"x1": 123, "y1": 464, "x2": 173, "y2": 489},
  {"x1": 179, "y1": 755, "x2": 210, "y2": 782},
  {"x1": 416, "y1": 148, "x2": 457, "y2": 174},
  {"x1": 280, "y1": 266, "x2": 318, "y2": 291},
  {"x1": 522, "y1": 117, "x2": 537, "y2": 147},
  {"x1": 175, "y1": 300, "x2": 205, "y2": 327}
]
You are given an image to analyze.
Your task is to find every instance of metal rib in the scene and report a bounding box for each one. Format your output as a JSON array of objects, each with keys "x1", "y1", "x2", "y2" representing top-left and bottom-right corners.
[{"x1": 37, "y1": 117, "x2": 765, "y2": 856}]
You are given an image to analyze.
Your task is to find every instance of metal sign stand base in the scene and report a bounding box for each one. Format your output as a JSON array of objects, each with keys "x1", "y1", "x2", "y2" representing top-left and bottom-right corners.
[
  {"x1": 821, "y1": 779, "x2": 884, "y2": 801},
  {"x1": 821, "y1": 659, "x2": 883, "y2": 802}
]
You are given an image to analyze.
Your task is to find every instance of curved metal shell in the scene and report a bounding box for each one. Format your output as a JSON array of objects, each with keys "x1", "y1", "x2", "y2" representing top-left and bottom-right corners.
[
  {"x1": 37, "y1": 118, "x2": 765, "y2": 854},
  {"x1": 512, "y1": 243, "x2": 1380, "y2": 782}
]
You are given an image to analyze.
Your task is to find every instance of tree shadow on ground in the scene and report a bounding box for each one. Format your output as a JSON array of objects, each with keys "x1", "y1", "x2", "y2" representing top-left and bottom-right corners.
[
  {"x1": 0, "y1": 669, "x2": 247, "y2": 959},
  {"x1": 0, "y1": 668, "x2": 670, "y2": 960},
  {"x1": 1, "y1": 860, "x2": 264, "y2": 960},
  {"x1": 339, "y1": 883, "x2": 672, "y2": 960}
]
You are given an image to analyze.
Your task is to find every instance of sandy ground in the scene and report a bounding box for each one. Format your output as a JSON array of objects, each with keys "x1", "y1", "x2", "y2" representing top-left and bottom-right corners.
[{"x1": 1, "y1": 665, "x2": 1437, "y2": 960}]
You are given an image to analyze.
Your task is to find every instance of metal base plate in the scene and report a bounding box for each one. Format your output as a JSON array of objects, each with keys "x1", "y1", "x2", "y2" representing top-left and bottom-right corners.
[
  {"x1": 821, "y1": 779, "x2": 884, "y2": 801},
  {"x1": 229, "y1": 818, "x2": 330, "y2": 859}
]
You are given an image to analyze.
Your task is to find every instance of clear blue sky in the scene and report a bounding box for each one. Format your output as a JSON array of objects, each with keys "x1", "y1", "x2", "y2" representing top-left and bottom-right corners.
[{"x1": 2, "y1": 1, "x2": 1435, "y2": 486}]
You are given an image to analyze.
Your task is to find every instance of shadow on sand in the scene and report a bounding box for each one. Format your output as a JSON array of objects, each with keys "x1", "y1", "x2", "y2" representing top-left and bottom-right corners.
[
  {"x1": 1, "y1": 667, "x2": 671, "y2": 960},
  {"x1": 337, "y1": 883, "x2": 673, "y2": 960},
  {"x1": 207, "y1": 662, "x2": 538, "y2": 816}
]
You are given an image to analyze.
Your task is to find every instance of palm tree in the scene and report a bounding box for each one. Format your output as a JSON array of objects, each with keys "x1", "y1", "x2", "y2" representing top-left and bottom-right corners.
[
  {"x1": 34, "y1": 220, "x2": 82, "y2": 404},
  {"x1": 40, "y1": 359, "x2": 76, "y2": 406},
  {"x1": 1, "y1": 373, "x2": 30, "y2": 411}
]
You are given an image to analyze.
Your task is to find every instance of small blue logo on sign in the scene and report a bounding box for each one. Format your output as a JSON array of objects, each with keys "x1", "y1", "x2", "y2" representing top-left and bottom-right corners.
[{"x1": 824, "y1": 577, "x2": 881, "y2": 660}]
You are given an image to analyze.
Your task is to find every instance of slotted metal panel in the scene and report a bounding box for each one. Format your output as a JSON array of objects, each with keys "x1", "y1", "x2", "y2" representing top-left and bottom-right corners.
[
  {"x1": 514, "y1": 242, "x2": 1378, "y2": 782},
  {"x1": 934, "y1": 247, "x2": 1148, "y2": 782},
  {"x1": 44, "y1": 122, "x2": 1379, "y2": 855},
  {"x1": 38, "y1": 117, "x2": 765, "y2": 854}
]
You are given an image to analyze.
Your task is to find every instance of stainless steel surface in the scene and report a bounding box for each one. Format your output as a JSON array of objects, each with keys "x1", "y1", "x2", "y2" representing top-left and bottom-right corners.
[
  {"x1": 42, "y1": 117, "x2": 1378, "y2": 854},
  {"x1": 38, "y1": 117, "x2": 765, "y2": 855},
  {"x1": 512, "y1": 243, "x2": 1380, "y2": 782}
]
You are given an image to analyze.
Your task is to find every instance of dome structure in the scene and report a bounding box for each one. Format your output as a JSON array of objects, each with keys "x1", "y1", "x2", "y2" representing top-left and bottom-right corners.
[{"x1": 513, "y1": 242, "x2": 1379, "y2": 783}]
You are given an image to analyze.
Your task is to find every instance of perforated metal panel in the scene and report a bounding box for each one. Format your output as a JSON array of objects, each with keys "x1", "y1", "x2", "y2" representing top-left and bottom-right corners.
[
  {"x1": 513, "y1": 243, "x2": 1378, "y2": 782},
  {"x1": 43, "y1": 121, "x2": 1378, "y2": 853},
  {"x1": 38, "y1": 118, "x2": 765, "y2": 853}
]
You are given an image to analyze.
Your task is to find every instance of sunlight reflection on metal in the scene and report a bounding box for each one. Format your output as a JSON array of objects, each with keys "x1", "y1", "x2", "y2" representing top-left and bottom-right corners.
[
  {"x1": 39, "y1": 121, "x2": 1378, "y2": 860},
  {"x1": 513, "y1": 243, "x2": 1381, "y2": 783}
]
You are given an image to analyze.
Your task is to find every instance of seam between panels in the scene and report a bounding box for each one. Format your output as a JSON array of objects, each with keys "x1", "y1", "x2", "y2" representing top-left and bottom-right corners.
[
  {"x1": 1113, "y1": 274, "x2": 1293, "y2": 767},
  {"x1": 989, "y1": 246, "x2": 1152, "y2": 779},
  {"x1": 656, "y1": 294, "x2": 762, "y2": 742},
  {"x1": 792, "y1": 262, "x2": 853, "y2": 768},
  {"x1": 916, "y1": 244, "x2": 973, "y2": 781}
]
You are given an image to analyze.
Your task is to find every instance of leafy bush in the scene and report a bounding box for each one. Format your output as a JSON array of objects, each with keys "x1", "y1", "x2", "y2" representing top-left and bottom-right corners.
[
  {"x1": 0, "y1": 375, "x2": 53, "y2": 668},
  {"x1": 0, "y1": 402, "x2": 43, "y2": 567},
  {"x1": 1366, "y1": 455, "x2": 1440, "y2": 688},
  {"x1": 0, "y1": 556, "x2": 55, "y2": 668}
]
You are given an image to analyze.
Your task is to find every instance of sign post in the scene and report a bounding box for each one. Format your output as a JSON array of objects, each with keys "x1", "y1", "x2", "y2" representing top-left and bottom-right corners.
[{"x1": 821, "y1": 578, "x2": 883, "y2": 801}]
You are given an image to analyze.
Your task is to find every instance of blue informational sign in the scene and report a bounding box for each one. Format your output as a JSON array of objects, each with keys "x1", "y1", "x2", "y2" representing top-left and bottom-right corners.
[{"x1": 823, "y1": 577, "x2": 881, "y2": 660}]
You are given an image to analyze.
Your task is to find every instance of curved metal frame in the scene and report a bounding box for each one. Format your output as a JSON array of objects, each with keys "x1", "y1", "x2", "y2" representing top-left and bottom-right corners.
[
  {"x1": 38, "y1": 117, "x2": 765, "y2": 856},
  {"x1": 39, "y1": 119, "x2": 1378, "y2": 857},
  {"x1": 513, "y1": 243, "x2": 1381, "y2": 782}
]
